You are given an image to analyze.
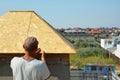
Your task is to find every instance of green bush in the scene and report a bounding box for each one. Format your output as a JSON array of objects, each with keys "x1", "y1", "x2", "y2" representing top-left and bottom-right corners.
[
  {"x1": 77, "y1": 47, "x2": 107, "y2": 58},
  {"x1": 73, "y1": 38, "x2": 99, "y2": 48}
]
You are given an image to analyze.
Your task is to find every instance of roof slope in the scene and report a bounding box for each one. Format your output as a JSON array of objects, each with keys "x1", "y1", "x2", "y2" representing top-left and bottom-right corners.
[{"x1": 0, "y1": 11, "x2": 76, "y2": 54}]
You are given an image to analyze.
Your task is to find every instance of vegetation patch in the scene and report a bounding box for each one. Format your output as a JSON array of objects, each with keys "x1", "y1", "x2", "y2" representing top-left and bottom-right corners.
[
  {"x1": 69, "y1": 38, "x2": 117, "y2": 69},
  {"x1": 77, "y1": 47, "x2": 107, "y2": 58},
  {"x1": 70, "y1": 53, "x2": 116, "y2": 69}
]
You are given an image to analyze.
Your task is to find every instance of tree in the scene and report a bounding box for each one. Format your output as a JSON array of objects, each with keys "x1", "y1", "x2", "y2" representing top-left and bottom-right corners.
[{"x1": 115, "y1": 31, "x2": 120, "y2": 36}]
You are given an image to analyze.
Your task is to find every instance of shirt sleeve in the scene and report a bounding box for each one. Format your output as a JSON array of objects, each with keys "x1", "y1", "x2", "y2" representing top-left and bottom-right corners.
[
  {"x1": 41, "y1": 62, "x2": 50, "y2": 80},
  {"x1": 10, "y1": 57, "x2": 16, "y2": 69}
]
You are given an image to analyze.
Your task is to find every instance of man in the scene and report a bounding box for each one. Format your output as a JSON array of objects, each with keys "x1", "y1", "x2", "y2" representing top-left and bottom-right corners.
[{"x1": 10, "y1": 36, "x2": 50, "y2": 80}]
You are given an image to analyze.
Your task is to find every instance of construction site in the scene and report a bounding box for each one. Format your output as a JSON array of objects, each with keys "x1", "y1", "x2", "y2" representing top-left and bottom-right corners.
[{"x1": 0, "y1": 11, "x2": 120, "y2": 80}]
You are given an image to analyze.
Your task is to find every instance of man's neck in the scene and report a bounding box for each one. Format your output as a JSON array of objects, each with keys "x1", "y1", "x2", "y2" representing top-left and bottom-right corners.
[{"x1": 23, "y1": 53, "x2": 35, "y2": 60}]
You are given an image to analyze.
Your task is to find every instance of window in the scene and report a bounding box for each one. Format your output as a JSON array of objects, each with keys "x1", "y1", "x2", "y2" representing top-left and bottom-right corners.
[
  {"x1": 91, "y1": 66, "x2": 96, "y2": 70},
  {"x1": 108, "y1": 67, "x2": 112, "y2": 71},
  {"x1": 99, "y1": 67, "x2": 103, "y2": 71},
  {"x1": 108, "y1": 41, "x2": 112, "y2": 45},
  {"x1": 105, "y1": 41, "x2": 107, "y2": 44},
  {"x1": 117, "y1": 41, "x2": 120, "y2": 44}
]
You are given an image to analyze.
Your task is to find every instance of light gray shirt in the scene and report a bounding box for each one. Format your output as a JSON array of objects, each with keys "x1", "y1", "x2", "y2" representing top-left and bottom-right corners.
[{"x1": 10, "y1": 57, "x2": 50, "y2": 80}]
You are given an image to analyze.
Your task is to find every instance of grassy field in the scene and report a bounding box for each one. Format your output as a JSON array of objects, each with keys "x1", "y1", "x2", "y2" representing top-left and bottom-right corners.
[
  {"x1": 68, "y1": 38, "x2": 119, "y2": 70},
  {"x1": 70, "y1": 54, "x2": 117, "y2": 69}
]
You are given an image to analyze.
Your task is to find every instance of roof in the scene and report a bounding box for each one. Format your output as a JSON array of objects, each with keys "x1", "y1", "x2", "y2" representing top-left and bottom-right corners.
[
  {"x1": 0, "y1": 11, "x2": 76, "y2": 54},
  {"x1": 101, "y1": 39, "x2": 114, "y2": 41},
  {"x1": 107, "y1": 47, "x2": 117, "y2": 53},
  {"x1": 85, "y1": 64, "x2": 114, "y2": 67},
  {"x1": 112, "y1": 36, "x2": 120, "y2": 40}
]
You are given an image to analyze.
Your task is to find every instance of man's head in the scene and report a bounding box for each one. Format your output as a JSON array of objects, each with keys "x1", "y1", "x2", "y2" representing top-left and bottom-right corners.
[{"x1": 23, "y1": 36, "x2": 39, "y2": 53}]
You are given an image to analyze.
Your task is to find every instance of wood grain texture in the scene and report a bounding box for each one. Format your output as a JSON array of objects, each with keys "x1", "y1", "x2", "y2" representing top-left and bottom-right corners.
[{"x1": 0, "y1": 11, "x2": 76, "y2": 54}]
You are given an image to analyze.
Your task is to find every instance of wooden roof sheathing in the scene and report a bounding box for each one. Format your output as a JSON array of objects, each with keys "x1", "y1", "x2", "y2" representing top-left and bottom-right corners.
[{"x1": 0, "y1": 11, "x2": 76, "y2": 54}]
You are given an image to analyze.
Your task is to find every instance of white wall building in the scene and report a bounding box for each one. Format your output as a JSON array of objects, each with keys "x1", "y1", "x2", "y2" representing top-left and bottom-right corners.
[
  {"x1": 115, "y1": 45, "x2": 120, "y2": 58},
  {"x1": 101, "y1": 39, "x2": 115, "y2": 49},
  {"x1": 101, "y1": 36, "x2": 120, "y2": 58}
]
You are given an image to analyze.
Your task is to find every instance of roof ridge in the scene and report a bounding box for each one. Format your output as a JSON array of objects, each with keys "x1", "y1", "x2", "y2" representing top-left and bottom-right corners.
[{"x1": 9, "y1": 10, "x2": 35, "y2": 12}]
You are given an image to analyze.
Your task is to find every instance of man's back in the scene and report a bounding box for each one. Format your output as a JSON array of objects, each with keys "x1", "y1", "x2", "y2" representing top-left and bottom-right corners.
[{"x1": 10, "y1": 57, "x2": 50, "y2": 80}]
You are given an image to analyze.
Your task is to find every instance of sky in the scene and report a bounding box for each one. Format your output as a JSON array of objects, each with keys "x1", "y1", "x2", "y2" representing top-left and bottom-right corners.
[{"x1": 0, "y1": 0, "x2": 120, "y2": 28}]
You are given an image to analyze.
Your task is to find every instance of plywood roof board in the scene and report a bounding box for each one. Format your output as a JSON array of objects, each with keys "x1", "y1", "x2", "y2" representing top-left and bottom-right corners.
[{"x1": 0, "y1": 11, "x2": 76, "y2": 54}]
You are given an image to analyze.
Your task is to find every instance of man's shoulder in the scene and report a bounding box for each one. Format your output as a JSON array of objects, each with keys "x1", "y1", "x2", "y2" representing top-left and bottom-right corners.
[
  {"x1": 10, "y1": 57, "x2": 23, "y2": 68},
  {"x1": 11, "y1": 57, "x2": 22, "y2": 62},
  {"x1": 32, "y1": 59, "x2": 45, "y2": 67},
  {"x1": 14, "y1": 56, "x2": 21, "y2": 59},
  {"x1": 33, "y1": 59, "x2": 44, "y2": 64}
]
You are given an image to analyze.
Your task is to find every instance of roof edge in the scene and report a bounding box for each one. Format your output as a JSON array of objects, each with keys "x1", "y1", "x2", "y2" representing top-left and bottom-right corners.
[
  {"x1": 9, "y1": 10, "x2": 35, "y2": 12},
  {"x1": 31, "y1": 12, "x2": 76, "y2": 53}
]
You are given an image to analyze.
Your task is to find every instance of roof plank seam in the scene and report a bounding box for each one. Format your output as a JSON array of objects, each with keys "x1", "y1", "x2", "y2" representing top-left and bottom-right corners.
[{"x1": 27, "y1": 12, "x2": 33, "y2": 37}]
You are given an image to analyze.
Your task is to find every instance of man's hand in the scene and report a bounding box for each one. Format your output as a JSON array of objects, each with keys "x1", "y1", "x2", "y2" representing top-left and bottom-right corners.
[
  {"x1": 35, "y1": 48, "x2": 46, "y2": 61},
  {"x1": 41, "y1": 50, "x2": 46, "y2": 62}
]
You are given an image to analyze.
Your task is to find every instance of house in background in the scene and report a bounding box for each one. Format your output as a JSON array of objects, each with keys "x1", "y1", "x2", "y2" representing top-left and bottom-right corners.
[
  {"x1": 100, "y1": 39, "x2": 115, "y2": 49},
  {"x1": 100, "y1": 36, "x2": 120, "y2": 58},
  {"x1": 85, "y1": 28, "x2": 101, "y2": 35},
  {"x1": 70, "y1": 64, "x2": 120, "y2": 80},
  {"x1": 114, "y1": 45, "x2": 120, "y2": 58}
]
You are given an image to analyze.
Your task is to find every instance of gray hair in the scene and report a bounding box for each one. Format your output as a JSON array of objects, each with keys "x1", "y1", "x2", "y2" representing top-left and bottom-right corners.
[{"x1": 23, "y1": 36, "x2": 38, "y2": 52}]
